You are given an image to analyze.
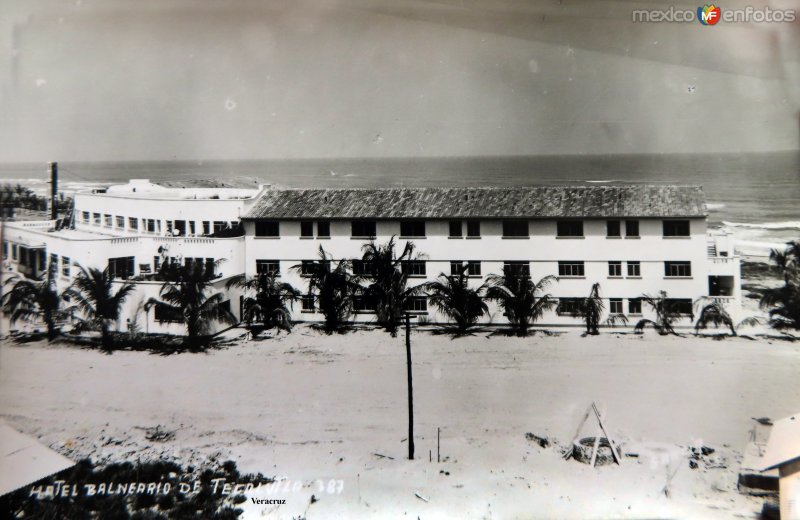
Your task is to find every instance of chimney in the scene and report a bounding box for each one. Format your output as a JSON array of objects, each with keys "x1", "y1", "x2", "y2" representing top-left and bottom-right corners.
[{"x1": 50, "y1": 162, "x2": 58, "y2": 220}]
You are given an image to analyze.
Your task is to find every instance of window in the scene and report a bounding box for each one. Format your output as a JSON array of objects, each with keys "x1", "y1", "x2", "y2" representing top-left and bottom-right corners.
[
  {"x1": 104, "y1": 214, "x2": 112, "y2": 227},
  {"x1": 665, "y1": 261, "x2": 692, "y2": 277},
  {"x1": 49, "y1": 253, "x2": 57, "y2": 268},
  {"x1": 466, "y1": 220, "x2": 481, "y2": 238},
  {"x1": 255, "y1": 221, "x2": 279, "y2": 237},
  {"x1": 154, "y1": 304, "x2": 183, "y2": 322},
  {"x1": 609, "y1": 298, "x2": 623, "y2": 314},
  {"x1": 204, "y1": 258, "x2": 216, "y2": 276},
  {"x1": 353, "y1": 295, "x2": 377, "y2": 312},
  {"x1": 12, "y1": 244, "x2": 18, "y2": 260},
  {"x1": 153, "y1": 256, "x2": 161, "y2": 272},
  {"x1": 300, "y1": 221, "x2": 314, "y2": 238},
  {"x1": 301, "y1": 294, "x2": 315, "y2": 312},
  {"x1": 607, "y1": 220, "x2": 621, "y2": 238},
  {"x1": 166, "y1": 221, "x2": 174, "y2": 235},
  {"x1": 400, "y1": 220, "x2": 426, "y2": 238},
  {"x1": 450, "y1": 261, "x2": 481, "y2": 276},
  {"x1": 625, "y1": 220, "x2": 640, "y2": 237},
  {"x1": 128, "y1": 217, "x2": 138, "y2": 231},
  {"x1": 404, "y1": 297, "x2": 428, "y2": 313},
  {"x1": 504, "y1": 261, "x2": 530, "y2": 276},
  {"x1": 351, "y1": 220, "x2": 376, "y2": 238},
  {"x1": 300, "y1": 260, "x2": 317, "y2": 276},
  {"x1": 174, "y1": 220, "x2": 186, "y2": 236},
  {"x1": 61, "y1": 256, "x2": 70, "y2": 277},
  {"x1": 317, "y1": 221, "x2": 330, "y2": 238},
  {"x1": 352, "y1": 260, "x2": 374, "y2": 277},
  {"x1": 665, "y1": 298, "x2": 693, "y2": 315},
  {"x1": 115, "y1": 216, "x2": 125, "y2": 229},
  {"x1": 202, "y1": 221, "x2": 211, "y2": 235},
  {"x1": 449, "y1": 221, "x2": 462, "y2": 238},
  {"x1": 557, "y1": 220, "x2": 583, "y2": 237},
  {"x1": 663, "y1": 219, "x2": 690, "y2": 237},
  {"x1": 213, "y1": 221, "x2": 227, "y2": 233},
  {"x1": 145, "y1": 219, "x2": 156, "y2": 233},
  {"x1": 93, "y1": 213, "x2": 101, "y2": 226},
  {"x1": 558, "y1": 261, "x2": 585, "y2": 277},
  {"x1": 557, "y1": 298, "x2": 582, "y2": 315},
  {"x1": 108, "y1": 256, "x2": 135, "y2": 279},
  {"x1": 608, "y1": 261, "x2": 622, "y2": 277},
  {"x1": 627, "y1": 261, "x2": 641, "y2": 277},
  {"x1": 401, "y1": 260, "x2": 426, "y2": 277},
  {"x1": 81, "y1": 211, "x2": 90, "y2": 223},
  {"x1": 628, "y1": 298, "x2": 642, "y2": 314},
  {"x1": 2, "y1": 241, "x2": 7, "y2": 259},
  {"x1": 189, "y1": 221, "x2": 196, "y2": 235},
  {"x1": 256, "y1": 260, "x2": 280, "y2": 275},
  {"x1": 502, "y1": 220, "x2": 529, "y2": 237}
]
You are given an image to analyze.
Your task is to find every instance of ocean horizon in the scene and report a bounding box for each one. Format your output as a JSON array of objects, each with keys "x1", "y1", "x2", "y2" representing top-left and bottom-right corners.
[{"x1": 2, "y1": 151, "x2": 798, "y2": 256}]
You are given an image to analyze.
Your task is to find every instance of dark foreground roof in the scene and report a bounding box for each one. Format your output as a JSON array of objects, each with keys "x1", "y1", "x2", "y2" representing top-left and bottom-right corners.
[{"x1": 244, "y1": 185, "x2": 707, "y2": 220}]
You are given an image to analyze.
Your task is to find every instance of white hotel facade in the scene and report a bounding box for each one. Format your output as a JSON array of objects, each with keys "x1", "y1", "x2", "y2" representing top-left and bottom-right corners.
[{"x1": 2, "y1": 179, "x2": 741, "y2": 334}]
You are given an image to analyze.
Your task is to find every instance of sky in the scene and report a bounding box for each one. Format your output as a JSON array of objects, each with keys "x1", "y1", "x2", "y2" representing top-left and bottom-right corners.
[{"x1": 0, "y1": 0, "x2": 799, "y2": 162}]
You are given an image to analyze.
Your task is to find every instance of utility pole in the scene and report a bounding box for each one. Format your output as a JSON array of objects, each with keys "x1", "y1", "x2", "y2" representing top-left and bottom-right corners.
[
  {"x1": 405, "y1": 313, "x2": 415, "y2": 460},
  {"x1": 49, "y1": 162, "x2": 58, "y2": 221}
]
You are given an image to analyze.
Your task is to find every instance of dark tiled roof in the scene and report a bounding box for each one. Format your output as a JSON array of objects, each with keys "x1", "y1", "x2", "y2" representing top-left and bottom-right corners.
[{"x1": 243, "y1": 185, "x2": 707, "y2": 220}]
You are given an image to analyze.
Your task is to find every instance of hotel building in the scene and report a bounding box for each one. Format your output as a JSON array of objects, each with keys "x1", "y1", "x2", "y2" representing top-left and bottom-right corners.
[{"x1": 2, "y1": 180, "x2": 741, "y2": 333}]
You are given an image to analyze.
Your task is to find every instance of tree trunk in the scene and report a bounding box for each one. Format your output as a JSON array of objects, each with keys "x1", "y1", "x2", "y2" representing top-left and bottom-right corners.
[
  {"x1": 101, "y1": 322, "x2": 112, "y2": 352},
  {"x1": 45, "y1": 314, "x2": 57, "y2": 342}
]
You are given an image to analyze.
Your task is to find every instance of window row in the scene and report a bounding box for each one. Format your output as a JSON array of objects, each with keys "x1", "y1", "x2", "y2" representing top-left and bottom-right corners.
[
  {"x1": 557, "y1": 297, "x2": 692, "y2": 316},
  {"x1": 252, "y1": 219, "x2": 692, "y2": 239},
  {"x1": 301, "y1": 295, "x2": 693, "y2": 317},
  {"x1": 255, "y1": 260, "x2": 691, "y2": 279},
  {"x1": 80, "y1": 211, "x2": 237, "y2": 236}
]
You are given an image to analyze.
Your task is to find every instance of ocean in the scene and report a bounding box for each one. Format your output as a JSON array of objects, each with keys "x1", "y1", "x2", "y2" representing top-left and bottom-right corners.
[{"x1": 1, "y1": 152, "x2": 798, "y2": 257}]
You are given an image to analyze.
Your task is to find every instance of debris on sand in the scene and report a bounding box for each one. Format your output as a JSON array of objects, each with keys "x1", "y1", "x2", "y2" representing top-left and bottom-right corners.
[
  {"x1": 137, "y1": 425, "x2": 176, "y2": 443},
  {"x1": 525, "y1": 433, "x2": 551, "y2": 448}
]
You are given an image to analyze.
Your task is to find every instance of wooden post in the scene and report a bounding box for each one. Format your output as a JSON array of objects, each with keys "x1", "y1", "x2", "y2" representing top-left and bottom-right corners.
[{"x1": 406, "y1": 313, "x2": 414, "y2": 460}]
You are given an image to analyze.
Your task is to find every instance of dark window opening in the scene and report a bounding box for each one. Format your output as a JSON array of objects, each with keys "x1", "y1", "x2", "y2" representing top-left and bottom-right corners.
[
  {"x1": 300, "y1": 221, "x2": 314, "y2": 237},
  {"x1": 607, "y1": 220, "x2": 621, "y2": 237},
  {"x1": 663, "y1": 219, "x2": 690, "y2": 237},
  {"x1": 255, "y1": 221, "x2": 280, "y2": 237},
  {"x1": 317, "y1": 221, "x2": 330, "y2": 238},
  {"x1": 449, "y1": 221, "x2": 462, "y2": 237},
  {"x1": 557, "y1": 220, "x2": 584, "y2": 237},
  {"x1": 351, "y1": 220, "x2": 377, "y2": 238},
  {"x1": 400, "y1": 220, "x2": 426, "y2": 237},
  {"x1": 503, "y1": 220, "x2": 529, "y2": 237}
]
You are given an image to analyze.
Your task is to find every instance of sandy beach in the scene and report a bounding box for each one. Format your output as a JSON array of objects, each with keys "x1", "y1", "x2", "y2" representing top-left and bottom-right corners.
[{"x1": 2, "y1": 326, "x2": 798, "y2": 518}]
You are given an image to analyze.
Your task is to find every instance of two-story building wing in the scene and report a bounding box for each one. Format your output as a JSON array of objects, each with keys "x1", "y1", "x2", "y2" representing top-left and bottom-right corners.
[{"x1": 241, "y1": 185, "x2": 741, "y2": 325}]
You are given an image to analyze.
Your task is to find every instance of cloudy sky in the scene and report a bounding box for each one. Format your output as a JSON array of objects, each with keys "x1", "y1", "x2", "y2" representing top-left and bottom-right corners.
[{"x1": 0, "y1": 0, "x2": 798, "y2": 161}]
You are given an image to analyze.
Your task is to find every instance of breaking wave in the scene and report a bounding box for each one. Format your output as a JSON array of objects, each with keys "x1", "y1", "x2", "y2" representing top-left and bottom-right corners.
[{"x1": 723, "y1": 221, "x2": 800, "y2": 231}]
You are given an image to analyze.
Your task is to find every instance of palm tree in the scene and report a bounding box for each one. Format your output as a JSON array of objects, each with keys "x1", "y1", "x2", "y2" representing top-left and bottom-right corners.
[
  {"x1": 226, "y1": 270, "x2": 301, "y2": 334},
  {"x1": 559, "y1": 283, "x2": 629, "y2": 336},
  {"x1": 296, "y1": 246, "x2": 361, "y2": 334},
  {"x1": 1, "y1": 261, "x2": 65, "y2": 341},
  {"x1": 360, "y1": 237, "x2": 427, "y2": 337},
  {"x1": 485, "y1": 266, "x2": 557, "y2": 337},
  {"x1": 145, "y1": 260, "x2": 237, "y2": 347},
  {"x1": 425, "y1": 264, "x2": 489, "y2": 334},
  {"x1": 759, "y1": 241, "x2": 800, "y2": 330},
  {"x1": 67, "y1": 265, "x2": 137, "y2": 351},
  {"x1": 693, "y1": 298, "x2": 736, "y2": 336},
  {"x1": 634, "y1": 291, "x2": 687, "y2": 336}
]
